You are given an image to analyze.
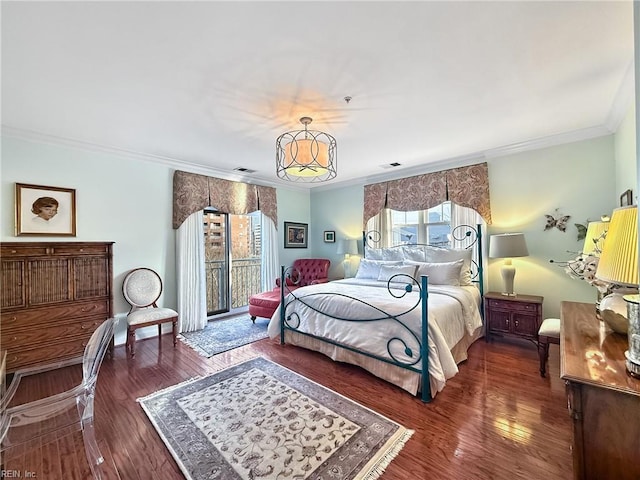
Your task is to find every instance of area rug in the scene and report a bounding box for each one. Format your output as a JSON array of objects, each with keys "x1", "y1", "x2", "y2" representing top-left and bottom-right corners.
[
  {"x1": 178, "y1": 314, "x2": 269, "y2": 357},
  {"x1": 138, "y1": 357, "x2": 413, "y2": 480}
]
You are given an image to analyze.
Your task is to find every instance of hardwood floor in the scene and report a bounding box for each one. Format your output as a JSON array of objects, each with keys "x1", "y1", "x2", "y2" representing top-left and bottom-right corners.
[{"x1": 4, "y1": 332, "x2": 572, "y2": 479}]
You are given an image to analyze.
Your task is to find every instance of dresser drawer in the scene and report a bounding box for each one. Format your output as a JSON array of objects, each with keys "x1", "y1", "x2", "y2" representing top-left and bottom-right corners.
[
  {"x1": 1, "y1": 300, "x2": 109, "y2": 330},
  {"x1": 4, "y1": 318, "x2": 102, "y2": 349},
  {"x1": 1, "y1": 243, "x2": 111, "y2": 257},
  {"x1": 5, "y1": 333, "x2": 93, "y2": 372},
  {"x1": 488, "y1": 299, "x2": 539, "y2": 313}
]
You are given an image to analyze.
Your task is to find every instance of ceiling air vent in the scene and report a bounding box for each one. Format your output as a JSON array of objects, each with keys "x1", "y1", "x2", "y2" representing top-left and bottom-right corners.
[
  {"x1": 380, "y1": 162, "x2": 402, "y2": 169},
  {"x1": 233, "y1": 167, "x2": 256, "y2": 173}
]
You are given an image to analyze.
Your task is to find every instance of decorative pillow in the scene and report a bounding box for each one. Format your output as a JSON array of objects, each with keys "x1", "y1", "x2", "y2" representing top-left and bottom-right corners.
[
  {"x1": 404, "y1": 259, "x2": 464, "y2": 286},
  {"x1": 381, "y1": 248, "x2": 404, "y2": 261},
  {"x1": 355, "y1": 259, "x2": 402, "y2": 280},
  {"x1": 377, "y1": 264, "x2": 416, "y2": 282},
  {"x1": 364, "y1": 247, "x2": 383, "y2": 260},
  {"x1": 424, "y1": 247, "x2": 473, "y2": 285},
  {"x1": 402, "y1": 246, "x2": 427, "y2": 261}
]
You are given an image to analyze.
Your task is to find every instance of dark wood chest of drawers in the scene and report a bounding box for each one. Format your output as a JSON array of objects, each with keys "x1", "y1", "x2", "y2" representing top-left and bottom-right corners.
[{"x1": 0, "y1": 242, "x2": 113, "y2": 373}]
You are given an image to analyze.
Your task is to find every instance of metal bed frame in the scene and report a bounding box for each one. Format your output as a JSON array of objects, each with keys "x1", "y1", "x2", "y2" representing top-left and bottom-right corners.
[{"x1": 279, "y1": 224, "x2": 484, "y2": 403}]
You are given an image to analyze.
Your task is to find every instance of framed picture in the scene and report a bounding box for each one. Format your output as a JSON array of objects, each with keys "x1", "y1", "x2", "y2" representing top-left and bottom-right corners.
[
  {"x1": 284, "y1": 221, "x2": 308, "y2": 248},
  {"x1": 324, "y1": 230, "x2": 335, "y2": 243},
  {"x1": 16, "y1": 183, "x2": 77, "y2": 236},
  {"x1": 620, "y1": 189, "x2": 633, "y2": 207}
]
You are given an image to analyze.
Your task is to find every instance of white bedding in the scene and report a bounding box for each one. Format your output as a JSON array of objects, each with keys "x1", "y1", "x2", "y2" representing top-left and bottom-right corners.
[{"x1": 267, "y1": 278, "x2": 483, "y2": 394}]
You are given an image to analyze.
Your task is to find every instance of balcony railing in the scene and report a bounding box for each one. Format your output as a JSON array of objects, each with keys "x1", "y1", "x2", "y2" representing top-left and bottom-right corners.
[{"x1": 205, "y1": 257, "x2": 262, "y2": 314}]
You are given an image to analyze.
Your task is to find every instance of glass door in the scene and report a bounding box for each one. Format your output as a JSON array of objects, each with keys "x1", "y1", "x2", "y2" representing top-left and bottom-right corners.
[{"x1": 203, "y1": 210, "x2": 262, "y2": 317}]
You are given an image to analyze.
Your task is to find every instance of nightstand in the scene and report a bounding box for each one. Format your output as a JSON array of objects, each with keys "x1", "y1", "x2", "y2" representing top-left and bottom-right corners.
[{"x1": 484, "y1": 292, "x2": 543, "y2": 343}]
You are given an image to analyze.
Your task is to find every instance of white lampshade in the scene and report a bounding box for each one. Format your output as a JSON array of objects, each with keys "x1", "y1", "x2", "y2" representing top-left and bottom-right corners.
[
  {"x1": 336, "y1": 239, "x2": 358, "y2": 256},
  {"x1": 489, "y1": 233, "x2": 529, "y2": 259},
  {"x1": 489, "y1": 233, "x2": 529, "y2": 296}
]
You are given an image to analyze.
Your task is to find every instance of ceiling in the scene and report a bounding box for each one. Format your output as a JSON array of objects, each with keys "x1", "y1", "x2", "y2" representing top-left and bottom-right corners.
[{"x1": 1, "y1": 1, "x2": 634, "y2": 190}]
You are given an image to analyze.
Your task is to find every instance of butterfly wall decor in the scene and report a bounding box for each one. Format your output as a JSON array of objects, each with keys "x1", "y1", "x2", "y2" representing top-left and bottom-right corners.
[
  {"x1": 544, "y1": 209, "x2": 571, "y2": 232},
  {"x1": 575, "y1": 222, "x2": 588, "y2": 241}
]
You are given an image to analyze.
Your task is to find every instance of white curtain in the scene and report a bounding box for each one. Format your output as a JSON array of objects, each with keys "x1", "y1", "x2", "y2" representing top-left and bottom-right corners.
[
  {"x1": 176, "y1": 210, "x2": 207, "y2": 333},
  {"x1": 450, "y1": 202, "x2": 487, "y2": 287},
  {"x1": 365, "y1": 209, "x2": 393, "y2": 251},
  {"x1": 261, "y1": 213, "x2": 279, "y2": 291}
]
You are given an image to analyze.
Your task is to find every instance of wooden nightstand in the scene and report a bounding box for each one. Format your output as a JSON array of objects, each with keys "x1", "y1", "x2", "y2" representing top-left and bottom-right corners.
[{"x1": 484, "y1": 292, "x2": 543, "y2": 343}]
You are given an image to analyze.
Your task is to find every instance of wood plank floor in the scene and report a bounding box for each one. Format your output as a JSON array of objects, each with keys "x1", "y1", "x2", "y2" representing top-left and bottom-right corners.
[{"x1": 4, "y1": 330, "x2": 572, "y2": 479}]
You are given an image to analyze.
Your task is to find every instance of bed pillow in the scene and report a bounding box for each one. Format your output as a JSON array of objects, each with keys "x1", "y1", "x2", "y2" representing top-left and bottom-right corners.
[
  {"x1": 402, "y1": 246, "x2": 427, "y2": 261},
  {"x1": 377, "y1": 264, "x2": 416, "y2": 282},
  {"x1": 363, "y1": 247, "x2": 404, "y2": 261},
  {"x1": 404, "y1": 259, "x2": 464, "y2": 286},
  {"x1": 424, "y1": 247, "x2": 473, "y2": 285},
  {"x1": 355, "y1": 259, "x2": 402, "y2": 280}
]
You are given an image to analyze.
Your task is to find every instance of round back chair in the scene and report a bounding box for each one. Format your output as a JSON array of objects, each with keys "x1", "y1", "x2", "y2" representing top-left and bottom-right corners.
[{"x1": 122, "y1": 267, "x2": 178, "y2": 357}]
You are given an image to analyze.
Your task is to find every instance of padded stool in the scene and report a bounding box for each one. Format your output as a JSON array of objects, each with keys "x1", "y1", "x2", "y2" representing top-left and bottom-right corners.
[
  {"x1": 538, "y1": 318, "x2": 561, "y2": 377},
  {"x1": 248, "y1": 289, "x2": 282, "y2": 322}
]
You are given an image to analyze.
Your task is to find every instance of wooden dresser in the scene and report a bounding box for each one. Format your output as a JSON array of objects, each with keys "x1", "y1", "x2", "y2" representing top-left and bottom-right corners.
[
  {"x1": 560, "y1": 301, "x2": 640, "y2": 480},
  {"x1": 0, "y1": 242, "x2": 113, "y2": 373}
]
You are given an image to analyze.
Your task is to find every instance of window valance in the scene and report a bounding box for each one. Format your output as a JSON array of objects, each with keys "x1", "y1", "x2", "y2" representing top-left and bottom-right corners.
[
  {"x1": 172, "y1": 170, "x2": 278, "y2": 229},
  {"x1": 363, "y1": 162, "x2": 492, "y2": 226}
]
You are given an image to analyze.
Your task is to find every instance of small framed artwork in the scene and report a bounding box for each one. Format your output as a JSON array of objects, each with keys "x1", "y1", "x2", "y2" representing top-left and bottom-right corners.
[
  {"x1": 324, "y1": 230, "x2": 335, "y2": 243},
  {"x1": 284, "y1": 221, "x2": 308, "y2": 248},
  {"x1": 16, "y1": 183, "x2": 77, "y2": 236},
  {"x1": 620, "y1": 189, "x2": 633, "y2": 207}
]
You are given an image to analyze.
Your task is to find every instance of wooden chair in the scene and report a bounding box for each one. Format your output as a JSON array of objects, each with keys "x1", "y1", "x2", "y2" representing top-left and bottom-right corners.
[
  {"x1": 1, "y1": 318, "x2": 118, "y2": 480},
  {"x1": 122, "y1": 268, "x2": 178, "y2": 358},
  {"x1": 538, "y1": 318, "x2": 561, "y2": 377}
]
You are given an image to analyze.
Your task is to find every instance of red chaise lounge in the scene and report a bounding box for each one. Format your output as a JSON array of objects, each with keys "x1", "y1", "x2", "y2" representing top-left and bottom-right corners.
[{"x1": 249, "y1": 258, "x2": 331, "y2": 321}]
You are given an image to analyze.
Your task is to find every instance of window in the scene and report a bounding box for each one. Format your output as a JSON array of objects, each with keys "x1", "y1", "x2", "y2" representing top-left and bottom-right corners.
[{"x1": 390, "y1": 202, "x2": 451, "y2": 246}]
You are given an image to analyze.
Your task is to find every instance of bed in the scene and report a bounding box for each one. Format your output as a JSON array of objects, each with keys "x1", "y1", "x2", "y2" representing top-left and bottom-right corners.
[{"x1": 267, "y1": 224, "x2": 485, "y2": 402}]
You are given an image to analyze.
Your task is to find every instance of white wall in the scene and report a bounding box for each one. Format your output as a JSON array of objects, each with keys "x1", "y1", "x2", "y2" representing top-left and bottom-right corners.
[{"x1": 615, "y1": 103, "x2": 637, "y2": 202}]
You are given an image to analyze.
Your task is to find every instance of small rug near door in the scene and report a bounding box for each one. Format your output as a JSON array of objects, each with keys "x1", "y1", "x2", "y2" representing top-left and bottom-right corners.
[
  {"x1": 178, "y1": 314, "x2": 269, "y2": 357},
  {"x1": 138, "y1": 357, "x2": 413, "y2": 480}
]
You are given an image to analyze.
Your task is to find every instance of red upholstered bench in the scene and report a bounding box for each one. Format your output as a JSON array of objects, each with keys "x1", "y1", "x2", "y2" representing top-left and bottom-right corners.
[
  {"x1": 249, "y1": 288, "x2": 282, "y2": 321},
  {"x1": 248, "y1": 258, "x2": 331, "y2": 322}
]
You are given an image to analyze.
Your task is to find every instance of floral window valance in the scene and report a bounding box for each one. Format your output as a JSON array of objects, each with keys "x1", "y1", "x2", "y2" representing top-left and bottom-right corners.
[
  {"x1": 363, "y1": 162, "x2": 492, "y2": 227},
  {"x1": 172, "y1": 170, "x2": 277, "y2": 229}
]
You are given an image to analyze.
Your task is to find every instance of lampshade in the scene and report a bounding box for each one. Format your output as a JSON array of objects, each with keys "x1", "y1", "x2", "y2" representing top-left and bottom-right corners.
[
  {"x1": 582, "y1": 220, "x2": 609, "y2": 256},
  {"x1": 489, "y1": 233, "x2": 528, "y2": 296},
  {"x1": 276, "y1": 117, "x2": 337, "y2": 182},
  {"x1": 489, "y1": 233, "x2": 529, "y2": 259},
  {"x1": 595, "y1": 205, "x2": 638, "y2": 287},
  {"x1": 336, "y1": 238, "x2": 358, "y2": 256}
]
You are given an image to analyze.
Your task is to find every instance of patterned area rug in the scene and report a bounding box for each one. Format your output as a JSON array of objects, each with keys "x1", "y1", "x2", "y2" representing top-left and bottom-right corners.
[
  {"x1": 138, "y1": 357, "x2": 413, "y2": 480},
  {"x1": 178, "y1": 314, "x2": 269, "y2": 357}
]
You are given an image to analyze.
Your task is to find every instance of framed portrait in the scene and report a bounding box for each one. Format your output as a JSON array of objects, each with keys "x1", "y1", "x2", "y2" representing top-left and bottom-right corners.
[
  {"x1": 620, "y1": 189, "x2": 633, "y2": 207},
  {"x1": 324, "y1": 230, "x2": 335, "y2": 243},
  {"x1": 284, "y1": 221, "x2": 308, "y2": 248},
  {"x1": 16, "y1": 183, "x2": 77, "y2": 236}
]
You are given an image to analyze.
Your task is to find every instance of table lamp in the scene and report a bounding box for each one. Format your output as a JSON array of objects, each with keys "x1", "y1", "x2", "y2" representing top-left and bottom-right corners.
[
  {"x1": 582, "y1": 219, "x2": 609, "y2": 256},
  {"x1": 337, "y1": 238, "x2": 358, "y2": 278},
  {"x1": 594, "y1": 205, "x2": 639, "y2": 375},
  {"x1": 489, "y1": 233, "x2": 529, "y2": 296}
]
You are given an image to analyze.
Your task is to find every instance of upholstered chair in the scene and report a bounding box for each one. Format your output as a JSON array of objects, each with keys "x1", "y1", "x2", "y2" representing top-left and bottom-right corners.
[{"x1": 122, "y1": 268, "x2": 178, "y2": 357}]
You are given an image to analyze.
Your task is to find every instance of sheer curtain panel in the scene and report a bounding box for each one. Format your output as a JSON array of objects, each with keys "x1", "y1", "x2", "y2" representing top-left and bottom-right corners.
[{"x1": 176, "y1": 211, "x2": 207, "y2": 332}]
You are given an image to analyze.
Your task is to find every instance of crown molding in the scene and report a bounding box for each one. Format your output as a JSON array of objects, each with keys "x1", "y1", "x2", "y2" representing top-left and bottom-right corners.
[
  {"x1": 604, "y1": 58, "x2": 635, "y2": 132},
  {"x1": 2, "y1": 122, "x2": 613, "y2": 195},
  {"x1": 0, "y1": 125, "x2": 304, "y2": 191},
  {"x1": 312, "y1": 124, "x2": 612, "y2": 193}
]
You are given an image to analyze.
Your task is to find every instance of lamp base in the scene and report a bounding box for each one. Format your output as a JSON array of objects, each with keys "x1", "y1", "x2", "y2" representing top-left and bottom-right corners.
[{"x1": 500, "y1": 260, "x2": 516, "y2": 296}]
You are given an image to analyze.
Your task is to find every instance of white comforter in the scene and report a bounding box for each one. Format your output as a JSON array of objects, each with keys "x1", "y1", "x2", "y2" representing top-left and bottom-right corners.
[{"x1": 267, "y1": 278, "x2": 483, "y2": 392}]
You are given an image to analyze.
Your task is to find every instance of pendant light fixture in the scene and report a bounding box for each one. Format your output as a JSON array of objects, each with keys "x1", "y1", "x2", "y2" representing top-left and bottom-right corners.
[{"x1": 276, "y1": 117, "x2": 337, "y2": 182}]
